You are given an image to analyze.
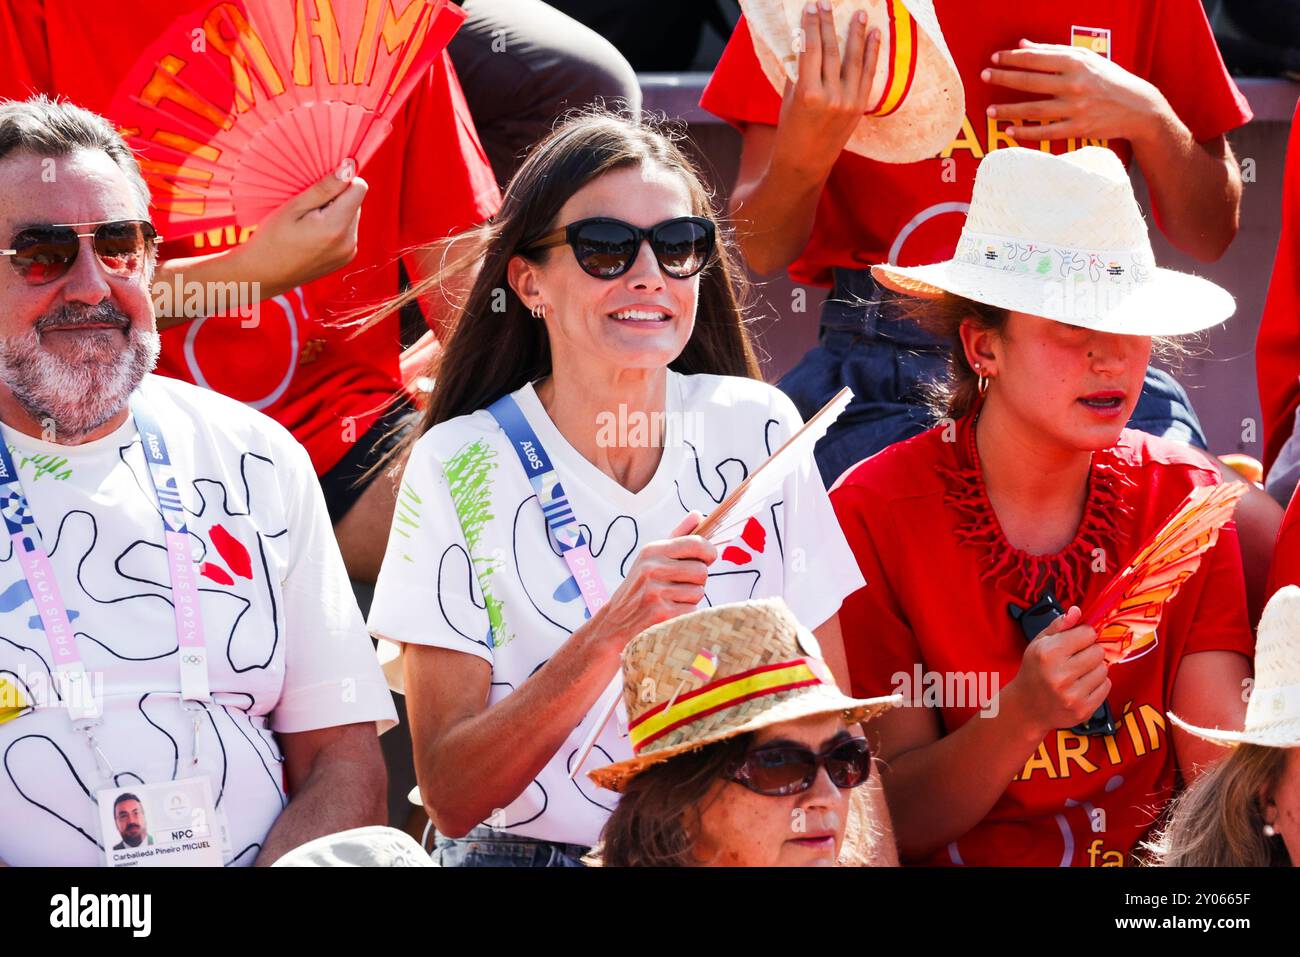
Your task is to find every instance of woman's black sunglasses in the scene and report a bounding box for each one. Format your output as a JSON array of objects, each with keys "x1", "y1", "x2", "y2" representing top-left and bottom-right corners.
[
  {"x1": 522, "y1": 216, "x2": 715, "y2": 279},
  {"x1": 729, "y1": 736, "x2": 873, "y2": 797}
]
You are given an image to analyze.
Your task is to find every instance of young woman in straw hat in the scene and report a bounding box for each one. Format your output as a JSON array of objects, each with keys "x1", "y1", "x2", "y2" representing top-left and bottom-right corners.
[
  {"x1": 830, "y1": 145, "x2": 1256, "y2": 867},
  {"x1": 1146, "y1": 585, "x2": 1300, "y2": 867},
  {"x1": 366, "y1": 112, "x2": 871, "y2": 865},
  {"x1": 587, "y1": 598, "x2": 899, "y2": 866},
  {"x1": 704, "y1": 2, "x2": 1282, "y2": 623},
  {"x1": 705, "y1": 0, "x2": 1248, "y2": 482}
]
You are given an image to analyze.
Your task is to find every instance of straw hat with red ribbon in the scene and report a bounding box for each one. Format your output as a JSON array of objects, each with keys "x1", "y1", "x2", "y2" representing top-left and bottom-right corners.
[
  {"x1": 588, "y1": 598, "x2": 900, "y2": 792},
  {"x1": 1168, "y1": 585, "x2": 1300, "y2": 749},
  {"x1": 741, "y1": 0, "x2": 964, "y2": 163}
]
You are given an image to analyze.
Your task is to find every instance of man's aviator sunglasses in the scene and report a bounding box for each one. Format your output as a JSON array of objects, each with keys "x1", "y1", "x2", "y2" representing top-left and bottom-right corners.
[
  {"x1": 521, "y1": 216, "x2": 715, "y2": 279},
  {"x1": 1, "y1": 220, "x2": 162, "y2": 285}
]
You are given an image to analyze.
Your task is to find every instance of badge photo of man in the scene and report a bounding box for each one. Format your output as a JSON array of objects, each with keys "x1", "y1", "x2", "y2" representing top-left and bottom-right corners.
[{"x1": 111, "y1": 793, "x2": 154, "y2": 850}]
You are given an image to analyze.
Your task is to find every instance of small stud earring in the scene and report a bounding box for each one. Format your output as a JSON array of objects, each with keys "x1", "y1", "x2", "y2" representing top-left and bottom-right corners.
[{"x1": 1264, "y1": 822, "x2": 1277, "y2": 837}]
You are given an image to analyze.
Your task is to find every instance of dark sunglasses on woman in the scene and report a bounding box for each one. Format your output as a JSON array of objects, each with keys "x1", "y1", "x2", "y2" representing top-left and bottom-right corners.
[
  {"x1": 729, "y1": 736, "x2": 873, "y2": 797},
  {"x1": 1, "y1": 220, "x2": 161, "y2": 285},
  {"x1": 521, "y1": 216, "x2": 715, "y2": 279}
]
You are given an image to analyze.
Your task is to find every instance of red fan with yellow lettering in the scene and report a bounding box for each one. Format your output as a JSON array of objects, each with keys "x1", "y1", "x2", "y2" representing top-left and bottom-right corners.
[
  {"x1": 109, "y1": 0, "x2": 465, "y2": 239},
  {"x1": 1084, "y1": 481, "x2": 1247, "y2": 664}
]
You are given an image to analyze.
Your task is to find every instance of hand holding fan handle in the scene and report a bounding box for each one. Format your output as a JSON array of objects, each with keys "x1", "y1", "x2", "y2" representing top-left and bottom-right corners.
[{"x1": 569, "y1": 512, "x2": 715, "y2": 780}]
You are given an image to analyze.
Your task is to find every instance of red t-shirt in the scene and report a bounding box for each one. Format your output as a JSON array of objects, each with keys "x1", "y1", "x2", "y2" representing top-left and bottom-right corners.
[
  {"x1": 1267, "y1": 477, "x2": 1300, "y2": 596},
  {"x1": 3, "y1": 1, "x2": 501, "y2": 476},
  {"x1": 830, "y1": 415, "x2": 1254, "y2": 866},
  {"x1": 701, "y1": 2, "x2": 1251, "y2": 286},
  {"x1": 1256, "y1": 102, "x2": 1300, "y2": 475}
]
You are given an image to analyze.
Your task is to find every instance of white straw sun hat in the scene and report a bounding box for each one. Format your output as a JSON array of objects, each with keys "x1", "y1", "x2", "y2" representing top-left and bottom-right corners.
[
  {"x1": 741, "y1": 0, "x2": 964, "y2": 163},
  {"x1": 871, "y1": 146, "x2": 1236, "y2": 335},
  {"x1": 1168, "y1": 585, "x2": 1300, "y2": 749}
]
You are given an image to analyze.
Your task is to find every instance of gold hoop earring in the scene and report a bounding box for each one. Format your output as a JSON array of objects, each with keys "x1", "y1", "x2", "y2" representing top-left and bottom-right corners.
[
  {"x1": 974, "y1": 363, "x2": 989, "y2": 395},
  {"x1": 531, "y1": 303, "x2": 547, "y2": 320}
]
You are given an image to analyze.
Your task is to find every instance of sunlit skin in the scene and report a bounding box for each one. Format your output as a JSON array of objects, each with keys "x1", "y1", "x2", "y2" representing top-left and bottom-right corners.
[
  {"x1": 515, "y1": 164, "x2": 700, "y2": 378},
  {"x1": 1265, "y1": 748, "x2": 1300, "y2": 865},
  {"x1": 967, "y1": 311, "x2": 1151, "y2": 457},
  {"x1": 960, "y1": 311, "x2": 1150, "y2": 558},
  {"x1": 0, "y1": 149, "x2": 156, "y2": 442},
  {"x1": 691, "y1": 714, "x2": 856, "y2": 867},
  {"x1": 506, "y1": 164, "x2": 701, "y2": 494},
  {"x1": 114, "y1": 799, "x2": 147, "y2": 847}
]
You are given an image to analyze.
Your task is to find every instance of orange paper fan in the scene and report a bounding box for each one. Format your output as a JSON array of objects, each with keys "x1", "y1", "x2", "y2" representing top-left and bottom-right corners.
[
  {"x1": 110, "y1": 0, "x2": 465, "y2": 239},
  {"x1": 1084, "y1": 481, "x2": 1247, "y2": 663}
]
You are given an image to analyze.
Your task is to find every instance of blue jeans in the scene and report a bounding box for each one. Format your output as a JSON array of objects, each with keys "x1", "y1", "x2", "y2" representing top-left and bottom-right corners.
[
  {"x1": 779, "y1": 268, "x2": 1208, "y2": 486},
  {"x1": 432, "y1": 826, "x2": 590, "y2": 867}
]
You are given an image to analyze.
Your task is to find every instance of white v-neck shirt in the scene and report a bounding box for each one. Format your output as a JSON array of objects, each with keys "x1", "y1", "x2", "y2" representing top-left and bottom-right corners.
[{"x1": 368, "y1": 371, "x2": 863, "y2": 846}]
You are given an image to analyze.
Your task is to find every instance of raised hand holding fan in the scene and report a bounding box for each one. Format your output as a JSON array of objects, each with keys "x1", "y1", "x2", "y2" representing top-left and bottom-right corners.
[
  {"x1": 111, "y1": 0, "x2": 465, "y2": 238},
  {"x1": 570, "y1": 388, "x2": 854, "y2": 781}
]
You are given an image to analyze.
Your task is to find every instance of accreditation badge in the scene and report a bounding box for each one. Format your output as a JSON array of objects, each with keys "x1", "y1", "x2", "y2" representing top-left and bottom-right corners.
[
  {"x1": 1071, "y1": 25, "x2": 1112, "y2": 59},
  {"x1": 97, "y1": 777, "x2": 226, "y2": 867}
]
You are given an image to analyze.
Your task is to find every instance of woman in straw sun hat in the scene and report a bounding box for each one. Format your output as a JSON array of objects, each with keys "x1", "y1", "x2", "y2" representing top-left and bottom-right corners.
[
  {"x1": 1147, "y1": 585, "x2": 1300, "y2": 866},
  {"x1": 703, "y1": 2, "x2": 1284, "y2": 614},
  {"x1": 829, "y1": 145, "x2": 1256, "y2": 866},
  {"x1": 587, "y1": 598, "x2": 899, "y2": 866},
  {"x1": 703, "y1": 0, "x2": 1252, "y2": 487}
]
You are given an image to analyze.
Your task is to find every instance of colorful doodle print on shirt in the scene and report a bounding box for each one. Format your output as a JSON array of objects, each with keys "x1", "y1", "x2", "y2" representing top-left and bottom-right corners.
[
  {"x1": 442, "y1": 439, "x2": 512, "y2": 649},
  {"x1": 0, "y1": 443, "x2": 289, "y2": 864}
]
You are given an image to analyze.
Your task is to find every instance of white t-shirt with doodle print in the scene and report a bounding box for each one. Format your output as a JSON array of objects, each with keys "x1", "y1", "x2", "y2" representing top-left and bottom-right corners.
[
  {"x1": 0, "y1": 375, "x2": 397, "y2": 867},
  {"x1": 368, "y1": 371, "x2": 863, "y2": 847}
]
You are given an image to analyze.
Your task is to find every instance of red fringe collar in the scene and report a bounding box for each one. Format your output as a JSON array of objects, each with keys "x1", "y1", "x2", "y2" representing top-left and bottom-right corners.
[{"x1": 937, "y1": 413, "x2": 1137, "y2": 607}]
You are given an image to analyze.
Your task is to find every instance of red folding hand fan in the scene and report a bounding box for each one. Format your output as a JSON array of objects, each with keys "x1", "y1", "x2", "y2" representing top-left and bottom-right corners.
[
  {"x1": 1084, "y1": 481, "x2": 1247, "y2": 664},
  {"x1": 110, "y1": 0, "x2": 465, "y2": 239}
]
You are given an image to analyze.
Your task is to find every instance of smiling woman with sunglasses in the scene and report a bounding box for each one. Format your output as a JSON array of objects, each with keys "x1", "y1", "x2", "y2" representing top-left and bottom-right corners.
[
  {"x1": 365, "y1": 111, "x2": 874, "y2": 866},
  {"x1": 587, "y1": 599, "x2": 898, "y2": 867}
]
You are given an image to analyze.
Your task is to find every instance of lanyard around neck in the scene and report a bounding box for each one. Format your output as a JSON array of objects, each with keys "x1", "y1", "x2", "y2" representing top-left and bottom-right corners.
[
  {"x1": 0, "y1": 393, "x2": 211, "y2": 729},
  {"x1": 487, "y1": 392, "x2": 612, "y2": 622}
]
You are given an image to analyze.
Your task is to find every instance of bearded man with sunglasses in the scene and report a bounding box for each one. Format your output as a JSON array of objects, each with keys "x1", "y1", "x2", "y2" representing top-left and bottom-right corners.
[{"x1": 0, "y1": 97, "x2": 397, "y2": 867}]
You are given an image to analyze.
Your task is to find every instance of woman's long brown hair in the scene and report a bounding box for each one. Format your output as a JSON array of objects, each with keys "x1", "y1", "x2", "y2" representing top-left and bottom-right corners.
[{"x1": 367, "y1": 110, "x2": 761, "y2": 451}]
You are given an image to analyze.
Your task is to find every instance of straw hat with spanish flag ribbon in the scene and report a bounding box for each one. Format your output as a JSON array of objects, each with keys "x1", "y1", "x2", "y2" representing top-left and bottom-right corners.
[
  {"x1": 740, "y1": 0, "x2": 964, "y2": 163},
  {"x1": 588, "y1": 598, "x2": 900, "y2": 792}
]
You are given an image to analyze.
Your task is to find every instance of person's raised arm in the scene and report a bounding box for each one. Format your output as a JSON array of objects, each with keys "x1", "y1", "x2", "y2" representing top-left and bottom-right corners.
[
  {"x1": 153, "y1": 171, "x2": 368, "y2": 329},
  {"x1": 405, "y1": 513, "x2": 716, "y2": 837},
  {"x1": 729, "y1": 6, "x2": 879, "y2": 276},
  {"x1": 984, "y1": 40, "x2": 1241, "y2": 262}
]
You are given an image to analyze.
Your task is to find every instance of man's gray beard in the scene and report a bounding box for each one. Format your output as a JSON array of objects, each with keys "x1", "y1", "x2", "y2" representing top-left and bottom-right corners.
[{"x1": 0, "y1": 304, "x2": 160, "y2": 443}]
